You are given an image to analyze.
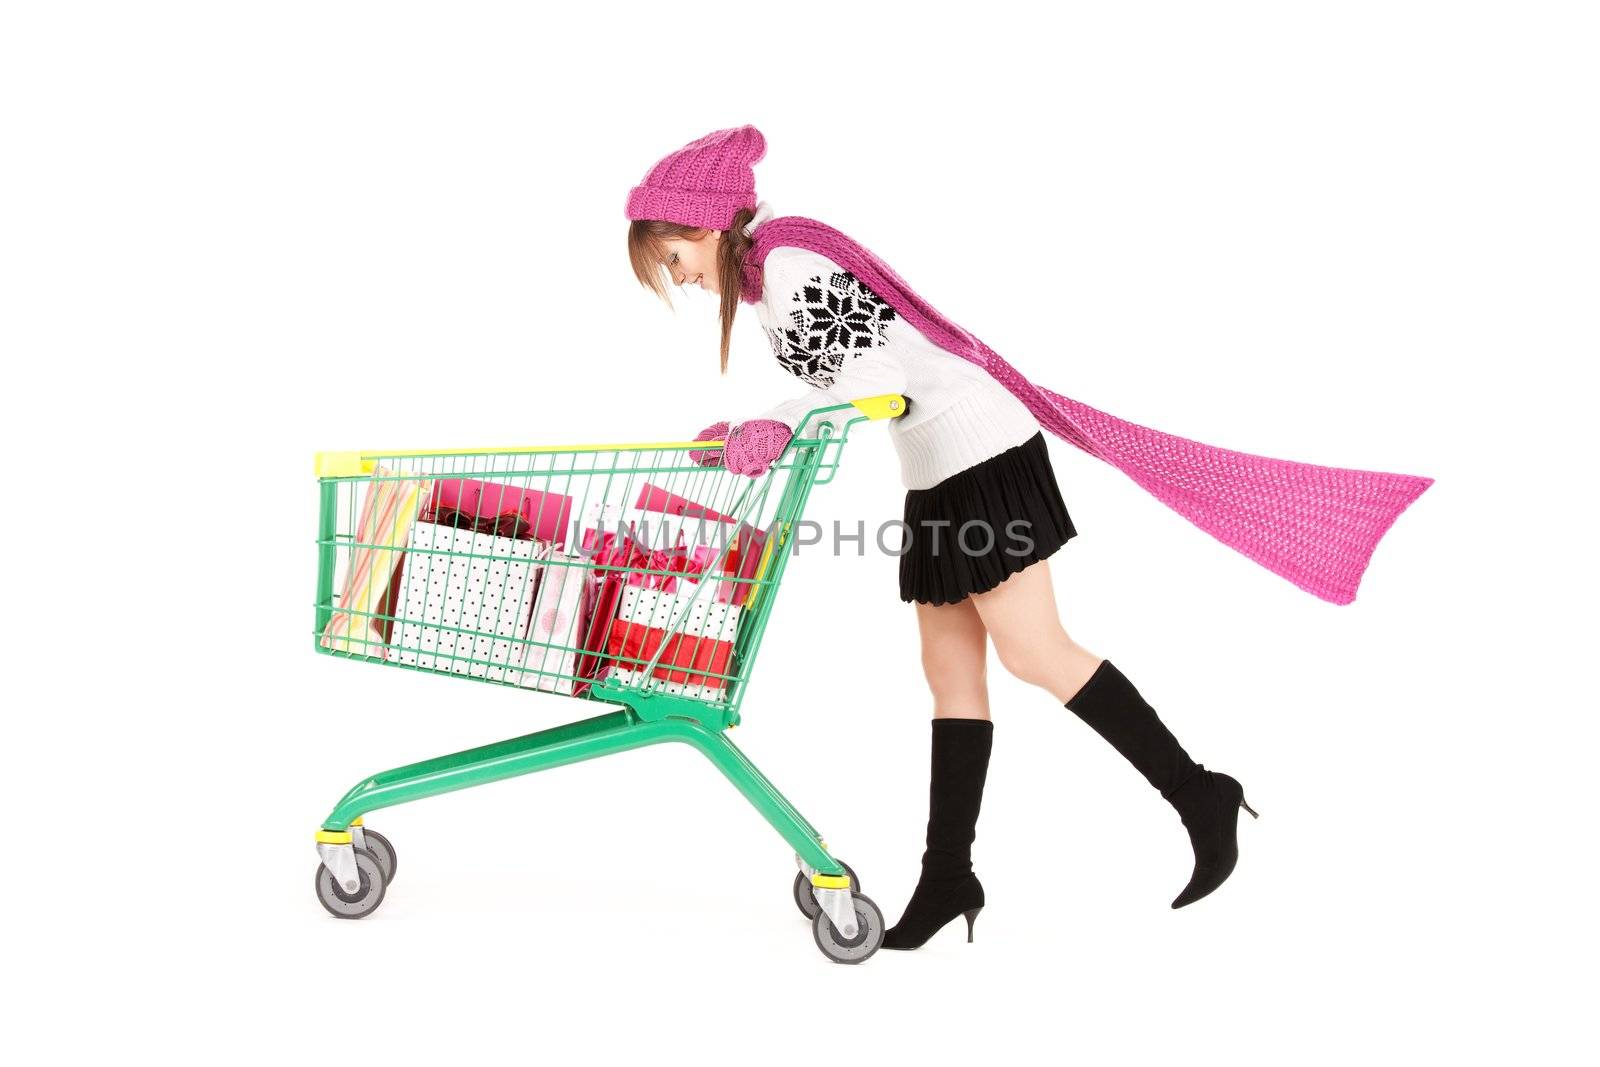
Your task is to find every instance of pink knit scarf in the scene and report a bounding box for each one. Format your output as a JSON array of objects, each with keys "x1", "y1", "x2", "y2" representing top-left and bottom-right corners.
[{"x1": 740, "y1": 215, "x2": 1433, "y2": 605}]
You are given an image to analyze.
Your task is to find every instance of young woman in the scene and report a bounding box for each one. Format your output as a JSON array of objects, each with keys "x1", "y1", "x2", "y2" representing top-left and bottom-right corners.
[{"x1": 624, "y1": 125, "x2": 1427, "y2": 950}]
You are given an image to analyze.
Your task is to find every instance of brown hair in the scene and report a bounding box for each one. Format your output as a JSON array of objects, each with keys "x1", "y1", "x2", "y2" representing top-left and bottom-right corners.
[{"x1": 627, "y1": 205, "x2": 759, "y2": 374}]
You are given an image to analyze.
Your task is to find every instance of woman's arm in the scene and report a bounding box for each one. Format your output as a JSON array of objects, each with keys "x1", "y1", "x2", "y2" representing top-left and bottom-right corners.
[{"x1": 742, "y1": 349, "x2": 908, "y2": 438}]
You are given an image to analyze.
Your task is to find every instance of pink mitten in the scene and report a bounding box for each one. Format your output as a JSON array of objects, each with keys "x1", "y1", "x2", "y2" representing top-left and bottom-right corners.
[
  {"x1": 688, "y1": 421, "x2": 729, "y2": 467},
  {"x1": 723, "y1": 419, "x2": 793, "y2": 477}
]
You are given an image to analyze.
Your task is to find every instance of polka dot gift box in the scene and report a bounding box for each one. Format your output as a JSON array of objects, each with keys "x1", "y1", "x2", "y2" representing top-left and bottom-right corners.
[{"x1": 386, "y1": 518, "x2": 544, "y2": 680}]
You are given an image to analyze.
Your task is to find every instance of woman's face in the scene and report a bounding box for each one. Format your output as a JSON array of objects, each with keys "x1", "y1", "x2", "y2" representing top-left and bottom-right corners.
[{"x1": 660, "y1": 230, "x2": 722, "y2": 294}]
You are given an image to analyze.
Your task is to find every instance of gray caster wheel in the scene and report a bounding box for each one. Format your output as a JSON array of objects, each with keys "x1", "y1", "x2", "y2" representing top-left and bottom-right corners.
[
  {"x1": 359, "y1": 828, "x2": 397, "y2": 885},
  {"x1": 793, "y1": 860, "x2": 861, "y2": 920},
  {"x1": 316, "y1": 849, "x2": 386, "y2": 919},
  {"x1": 812, "y1": 892, "x2": 884, "y2": 965}
]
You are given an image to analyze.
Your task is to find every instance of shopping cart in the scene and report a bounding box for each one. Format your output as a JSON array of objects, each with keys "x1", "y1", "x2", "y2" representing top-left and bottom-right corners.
[{"x1": 311, "y1": 393, "x2": 906, "y2": 964}]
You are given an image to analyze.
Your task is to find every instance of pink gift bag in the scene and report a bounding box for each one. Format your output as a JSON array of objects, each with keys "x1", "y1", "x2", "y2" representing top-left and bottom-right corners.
[
  {"x1": 634, "y1": 482, "x2": 768, "y2": 607},
  {"x1": 431, "y1": 477, "x2": 574, "y2": 547}
]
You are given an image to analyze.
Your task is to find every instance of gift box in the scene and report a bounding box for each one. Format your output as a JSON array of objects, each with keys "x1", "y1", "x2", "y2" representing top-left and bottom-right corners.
[
  {"x1": 431, "y1": 477, "x2": 574, "y2": 546},
  {"x1": 567, "y1": 499, "x2": 744, "y2": 689},
  {"x1": 376, "y1": 503, "x2": 537, "y2": 645},
  {"x1": 513, "y1": 544, "x2": 592, "y2": 695},
  {"x1": 602, "y1": 585, "x2": 740, "y2": 690},
  {"x1": 599, "y1": 665, "x2": 729, "y2": 703},
  {"x1": 386, "y1": 520, "x2": 544, "y2": 680}
]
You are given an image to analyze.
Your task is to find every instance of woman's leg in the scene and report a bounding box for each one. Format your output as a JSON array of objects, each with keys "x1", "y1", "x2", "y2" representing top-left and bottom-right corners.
[
  {"x1": 971, "y1": 556, "x2": 1256, "y2": 909},
  {"x1": 883, "y1": 597, "x2": 994, "y2": 949},
  {"x1": 913, "y1": 597, "x2": 992, "y2": 720},
  {"x1": 966, "y1": 557, "x2": 1103, "y2": 704}
]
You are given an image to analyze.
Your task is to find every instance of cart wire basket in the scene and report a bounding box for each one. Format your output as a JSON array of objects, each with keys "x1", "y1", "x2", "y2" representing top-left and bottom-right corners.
[{"x1": 311, "y1": 394, "x2": 906, "y2": 964}]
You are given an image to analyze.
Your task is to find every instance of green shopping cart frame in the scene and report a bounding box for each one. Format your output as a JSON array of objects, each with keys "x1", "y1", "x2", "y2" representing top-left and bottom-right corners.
[{"x1": 311, "y1": 394, "x2": 906, "y2": 963}]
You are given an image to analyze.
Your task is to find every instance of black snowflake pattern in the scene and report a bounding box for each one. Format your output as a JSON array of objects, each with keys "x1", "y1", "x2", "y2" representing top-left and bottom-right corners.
[{"x1": 763, "y1": 269, "x2": 897, "y2": 388}]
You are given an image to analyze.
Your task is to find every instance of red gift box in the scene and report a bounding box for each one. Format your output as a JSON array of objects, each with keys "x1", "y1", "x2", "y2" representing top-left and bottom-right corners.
[{"x1": 604, "y1": 618, "x2": 735, "y2": 689}]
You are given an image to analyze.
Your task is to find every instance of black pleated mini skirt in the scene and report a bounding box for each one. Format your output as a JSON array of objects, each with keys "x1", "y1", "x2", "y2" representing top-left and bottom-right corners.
[{"x1": 898, "y1": 430, "x2": 1077, "y2": 606}]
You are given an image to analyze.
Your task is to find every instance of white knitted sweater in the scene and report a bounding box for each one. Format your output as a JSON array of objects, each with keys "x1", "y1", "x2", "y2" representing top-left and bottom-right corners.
[{"x1": 736, "y1": 222, "x2": 1041, "y2": 491}]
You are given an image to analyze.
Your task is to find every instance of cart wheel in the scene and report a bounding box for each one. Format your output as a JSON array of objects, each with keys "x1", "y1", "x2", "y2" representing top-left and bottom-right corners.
[
  {"x1": 812, "y1": 893, "x2": 884, "y2": 965},
  {"x1": 359, "y1": 828, "x2": 398, "y2": 886},
  {"x1": 792, "y1": 860, "x2": 862, "y2": 920},
  {"x1": 316, "y1": 849, "x2": 386, "y2": 919}
]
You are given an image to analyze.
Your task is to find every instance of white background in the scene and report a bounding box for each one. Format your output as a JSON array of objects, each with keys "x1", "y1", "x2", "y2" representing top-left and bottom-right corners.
[{"x1": 5, "y1": 2, "x2": 1595, "y2": 1063}]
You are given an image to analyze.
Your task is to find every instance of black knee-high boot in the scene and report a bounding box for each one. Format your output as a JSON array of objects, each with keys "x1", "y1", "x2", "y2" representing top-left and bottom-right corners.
[
  {"x1": 1064, "y1": 660, "x2": 1258, "y2": 909},
  {"x1": 883, "y1": 717, "x2": 992, "y2": 950}
]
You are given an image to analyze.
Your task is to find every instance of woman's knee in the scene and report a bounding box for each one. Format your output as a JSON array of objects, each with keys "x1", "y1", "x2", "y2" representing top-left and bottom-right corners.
[{"x1": 992, "y1": 624, "x2": 1073, "y2": 688}]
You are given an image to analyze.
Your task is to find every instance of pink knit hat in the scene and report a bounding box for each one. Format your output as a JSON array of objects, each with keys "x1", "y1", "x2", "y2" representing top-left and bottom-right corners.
[{"x1": 625, "y1": 125, "x2": 766, "y2": 230}]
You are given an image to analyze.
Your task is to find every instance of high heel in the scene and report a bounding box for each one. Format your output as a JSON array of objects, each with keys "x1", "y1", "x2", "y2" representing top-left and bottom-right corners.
[
  {"x1": 883, "y1": 718, "x2": 994, "y2": 951},
  {"x1": 1064, "y1": 660, "x2": 1255, "y2": 910},
  {"x1": 884, "y1": 874, "x2": 985, "y2": 949},
  {"x1": 1168, "y1": 770, "x2": 1253, "y2": 909}
]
